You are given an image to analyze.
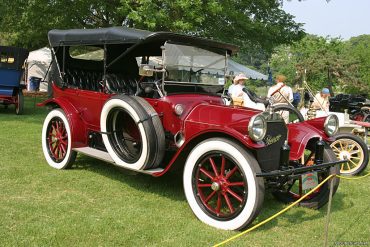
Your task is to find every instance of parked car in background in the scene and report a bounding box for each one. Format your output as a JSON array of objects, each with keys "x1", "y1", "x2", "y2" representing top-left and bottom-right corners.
[
  {"x1": 329, "y1": 93, "x2": 370, "y2": 122},
  {"x1": 0, "y1": 46, "x2": 28, "y2": 114},
  {"x1": 39, "y1": 27, "x2": 345, "y2": 230}
]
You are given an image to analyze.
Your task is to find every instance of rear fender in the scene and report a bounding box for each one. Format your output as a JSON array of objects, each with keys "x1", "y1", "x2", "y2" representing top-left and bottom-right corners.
[{"x1": 38, "y1": 98, "x2": 87, "y2": 148}]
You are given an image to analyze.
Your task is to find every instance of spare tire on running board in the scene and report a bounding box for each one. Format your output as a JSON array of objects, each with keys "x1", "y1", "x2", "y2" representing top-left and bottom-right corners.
[{"x1": 100, "y1": 95, "x2": 165, "y2": 170}]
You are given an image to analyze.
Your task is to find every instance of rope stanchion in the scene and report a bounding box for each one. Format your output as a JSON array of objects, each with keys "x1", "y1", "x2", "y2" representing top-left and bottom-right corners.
[
  {"x1": 213, "y1": 170, "x2": 370, "y2": 247},
  {"x1": 324, "y1": 176, "x2": 335, "y2": 247}
]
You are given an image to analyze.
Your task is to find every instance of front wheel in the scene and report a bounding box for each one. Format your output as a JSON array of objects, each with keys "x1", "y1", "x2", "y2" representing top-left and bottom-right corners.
[
  {"x1": 183, "y1": 138, "x2": 265, "y2": 230},
  {"x1": 330, "y1": 133, "x2": 369, "y2": 176},
  {"x1": 41, "y1": 108, "x2": 77, "y2": 169},
  {"x1": 272, "y1": 143, "x2": 340, "y2": 209}
]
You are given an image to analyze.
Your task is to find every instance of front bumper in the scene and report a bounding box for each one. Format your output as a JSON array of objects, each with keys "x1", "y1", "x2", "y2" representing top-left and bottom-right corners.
[{"x1": 256, "y1": 159, "x2": 347, "y2": 178}]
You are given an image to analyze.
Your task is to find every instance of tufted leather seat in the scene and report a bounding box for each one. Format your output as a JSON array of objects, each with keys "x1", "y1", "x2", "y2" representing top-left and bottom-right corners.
[
  {"x1": 105, "y1": 73, "x2": 138, "y2": 95},
  {"x1": 63, "y1": 69, "x2": 103, "y2": 91}
]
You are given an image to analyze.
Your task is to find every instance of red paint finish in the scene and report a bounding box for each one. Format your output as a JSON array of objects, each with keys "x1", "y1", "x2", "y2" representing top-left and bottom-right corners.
[
  {"x1": 52, "y1": 85, "x2": 104, "y2": 130},
  {"x1": 287, "y1": 118, "x2": 334, "y2": 160},
  {"x1": 184, "y1": 104, "x2": 264, "y2": 149},
  {"x1": 40, "y1": 82, "x2": 334, "y2": 176}
]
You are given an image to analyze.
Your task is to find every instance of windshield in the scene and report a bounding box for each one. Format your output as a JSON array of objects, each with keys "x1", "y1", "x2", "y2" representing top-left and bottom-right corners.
[{"x1": 163, "y1": 43, "x2": 227, "y2": 85}]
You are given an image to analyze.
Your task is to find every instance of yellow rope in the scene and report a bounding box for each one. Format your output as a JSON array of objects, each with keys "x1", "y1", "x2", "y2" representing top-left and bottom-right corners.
[
  {"x1": 213, "y1": 174, "x2": 336, "y2": 247},
  {"x1": 213, "y1": 170, "x2": 370, "y2": 247}
]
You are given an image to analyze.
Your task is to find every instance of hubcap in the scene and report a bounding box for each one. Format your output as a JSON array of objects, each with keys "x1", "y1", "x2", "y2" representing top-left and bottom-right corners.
[{"x1": 211, "y1": 182, "x2": 220, "y2": 191}]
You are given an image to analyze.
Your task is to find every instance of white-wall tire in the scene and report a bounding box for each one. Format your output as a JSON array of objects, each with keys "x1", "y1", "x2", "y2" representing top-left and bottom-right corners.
[
  {"x1": 183, "y1": 138, "x2": 265, "y2": 230},
  {"x1": 100, "y1": 96, "x2": 164, "y2": 170},
  {"x1": 41, "y1": 108, "x2": 76, "y2": 169}
]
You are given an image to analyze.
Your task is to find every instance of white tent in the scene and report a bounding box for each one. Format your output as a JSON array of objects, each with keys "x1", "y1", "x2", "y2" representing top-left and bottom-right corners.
[
  {"x1": 228, "y1": 60, "x2": 267, "y2": 80},
  {"x1": 26, "y1": 47, "x2": 52, "y2": 92}
]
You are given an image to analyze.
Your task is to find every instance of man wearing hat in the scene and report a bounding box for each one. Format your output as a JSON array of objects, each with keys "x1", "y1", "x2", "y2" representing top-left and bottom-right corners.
[
  {"x1": 267, "y1": 74, "x2": 293, "y2": 104},
  {"x1": 312, "y1": 88, "x2": 331, "y2": 111},
  {"x1": 267, "y1": 74, "x2": 293, "y2": 123}
]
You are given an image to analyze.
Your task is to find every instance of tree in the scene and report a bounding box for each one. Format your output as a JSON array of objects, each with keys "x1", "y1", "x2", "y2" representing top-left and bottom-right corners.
[
  {"x1": 1, "y1": 0, "x2": 304, "y2": 54},
  {"x1": 270, "y1": 35, "x2": 369, "y2": 94},
  {"x1": 344, "y1": 35, "x2": 370, "y2": 93}
]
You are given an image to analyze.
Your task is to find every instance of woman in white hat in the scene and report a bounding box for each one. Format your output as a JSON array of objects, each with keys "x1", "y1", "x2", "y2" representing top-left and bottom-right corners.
[
  {"x1": 232, "y1": 73, "x2": 248, "y2": 98},
  {"x1": 231, "y1": 73, "x2": 265, "y2": 111}
]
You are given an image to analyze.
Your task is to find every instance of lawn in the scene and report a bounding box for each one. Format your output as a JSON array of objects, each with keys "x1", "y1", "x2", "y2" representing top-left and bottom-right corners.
[{"x1": 0, "y1": 96, "x2": 369, "y2": 246}]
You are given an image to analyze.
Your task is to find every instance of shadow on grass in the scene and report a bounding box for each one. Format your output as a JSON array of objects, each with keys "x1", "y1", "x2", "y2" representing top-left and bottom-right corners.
[
  {"x1": 73, "y1": 154, "x2": 185, "y2": 202},
  {"x1": 333, "y1": 203, "x2": 370, "y2": 241},
  {"x1": 72, "y1": 153, "x2": 349, "y2": 232},
  {"x1": 246, "y1": 189, "x2": 348, "y2": 232}
]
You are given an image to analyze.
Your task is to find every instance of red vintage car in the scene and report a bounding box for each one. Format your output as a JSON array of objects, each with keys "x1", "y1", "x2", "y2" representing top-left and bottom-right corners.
[{"x1": 39, "y1": 27, "x2": 345, "y2": 230}]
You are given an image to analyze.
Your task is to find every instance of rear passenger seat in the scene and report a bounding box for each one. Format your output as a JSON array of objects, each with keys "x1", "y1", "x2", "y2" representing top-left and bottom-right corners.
[
  {"x1": 63, "y1": 68, "x2": 138, "y2": 95},
  {"x1": 64, "y1": 68, "x2": 103, "y2": 91}
]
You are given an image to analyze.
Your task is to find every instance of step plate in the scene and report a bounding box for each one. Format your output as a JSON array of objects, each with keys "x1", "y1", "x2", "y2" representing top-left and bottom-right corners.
[{"x1": 73, "y1": 147, "x2": 164, "y2": 175}]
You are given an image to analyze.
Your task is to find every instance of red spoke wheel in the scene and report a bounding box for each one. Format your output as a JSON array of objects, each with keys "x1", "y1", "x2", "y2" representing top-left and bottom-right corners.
[
  {"x1": 42, "y1": 109, "x2": 76, "y2": 169},
  {"x1": 272, "y1": 142, "x2": 340, "y2": 209},
  {"x1": 194, "y1": 154, "x2": 247, "y2": 219},
  {"x1": 184, "y1": 138, "x2": 265, "y2": 230}
]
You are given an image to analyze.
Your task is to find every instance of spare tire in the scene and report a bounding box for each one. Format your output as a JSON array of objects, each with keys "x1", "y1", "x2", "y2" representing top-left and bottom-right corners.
[{"x1": 100, "y1": 95, "x2": 165, "y2": 170}]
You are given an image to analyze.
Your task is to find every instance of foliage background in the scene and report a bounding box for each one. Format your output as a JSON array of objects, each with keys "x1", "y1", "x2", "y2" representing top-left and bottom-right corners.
[{"x1": 0, "y1": 0, "x2": 368, "y2": 93}]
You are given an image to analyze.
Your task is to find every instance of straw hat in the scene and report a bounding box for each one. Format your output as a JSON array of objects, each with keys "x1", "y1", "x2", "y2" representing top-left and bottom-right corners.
[{"x1": 233, "y1": 73, "x2": 248, "y2": 83}]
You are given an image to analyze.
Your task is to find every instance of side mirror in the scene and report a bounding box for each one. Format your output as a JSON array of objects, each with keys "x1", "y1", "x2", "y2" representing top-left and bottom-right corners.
[{"x1": 139, "y1": 64, "x2": 154, "y2": 77}]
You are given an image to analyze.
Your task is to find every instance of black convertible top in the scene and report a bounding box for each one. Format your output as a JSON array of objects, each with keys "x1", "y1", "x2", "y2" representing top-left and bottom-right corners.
[
  {"x1": 48, "y1": 27, "x2": 239, "y2": 55},
  {"x1": 0, "y1": 46, "x2": 29, "y2": 70}
]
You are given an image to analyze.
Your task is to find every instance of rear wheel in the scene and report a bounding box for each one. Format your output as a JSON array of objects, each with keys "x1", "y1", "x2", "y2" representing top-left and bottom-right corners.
[
  {"x1": 330, "y1": 133, "x2": 369, "y2": 176},
  {"x1": 41, "y1": 108, "x2": 76, "y2": 169},
  {"x1": 272, "y1": 143, "x2": 340, "y2": 209},
  {"x1": 183, "y1": 138, "x2": 265, "y2": 230},
  {"x1": 15, "y1": 90, "x2": 24, "y2": 115}
]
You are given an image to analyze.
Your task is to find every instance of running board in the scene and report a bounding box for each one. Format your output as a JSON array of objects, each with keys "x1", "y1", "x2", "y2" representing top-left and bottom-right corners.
[{"x1": 73, "y1": 147, "x2": 164, "y2": 175}]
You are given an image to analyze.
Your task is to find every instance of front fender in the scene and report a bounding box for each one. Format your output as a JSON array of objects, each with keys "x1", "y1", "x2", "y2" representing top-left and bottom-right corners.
[
  {"x1": 38, "y1": 97, "x2": 87, "y2": 148},
  {"x1": 288, "y1": 121, "x2": 334, "y2": 160},
  {"x1": 184, "y1": 104, "x2": 265, "y2": 149}
]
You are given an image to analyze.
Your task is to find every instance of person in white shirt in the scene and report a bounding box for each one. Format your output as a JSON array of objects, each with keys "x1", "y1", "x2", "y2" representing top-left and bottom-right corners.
[
  {"x1": 312, "y1": 88, "x2": 330, "y2": 112},
  {"x1": 267, "y1": 74, "x2": 293, "y2": 122},
  {"x1": 231, "y1": 73, "x2": 265, "y2": 111},
  {"x1": 227, "y1": 78, "x2": 238, "y2": 96}
]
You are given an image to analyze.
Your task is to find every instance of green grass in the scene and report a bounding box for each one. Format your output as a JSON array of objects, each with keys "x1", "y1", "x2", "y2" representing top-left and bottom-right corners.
[{"x1": 0, "y1": 96, "x2": 369, "y2": 246}]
